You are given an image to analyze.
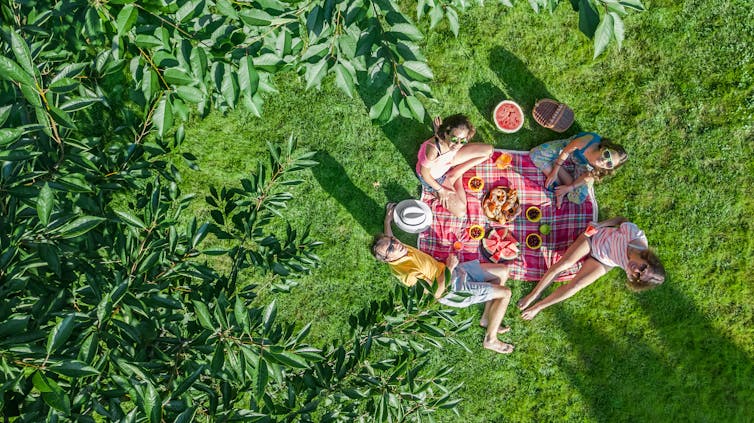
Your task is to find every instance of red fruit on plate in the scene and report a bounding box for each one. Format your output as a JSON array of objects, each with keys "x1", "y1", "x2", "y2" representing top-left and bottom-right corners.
[{"x1": 493, "y1": 101, "x2": 524, "y2": 133}]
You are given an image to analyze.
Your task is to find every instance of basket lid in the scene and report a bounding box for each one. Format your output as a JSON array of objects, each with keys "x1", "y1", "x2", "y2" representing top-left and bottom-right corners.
[{"x1": 532, "y1": 99, "x2": 574, "y2": 133}]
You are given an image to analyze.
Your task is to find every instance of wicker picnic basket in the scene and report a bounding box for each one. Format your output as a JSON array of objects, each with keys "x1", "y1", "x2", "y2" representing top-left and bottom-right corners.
[{"x1": 532, "y1": 99, "x2": 574, "y2": 133}]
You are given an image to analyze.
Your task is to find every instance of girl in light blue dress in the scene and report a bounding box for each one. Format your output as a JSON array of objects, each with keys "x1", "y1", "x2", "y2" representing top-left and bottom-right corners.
[{"x1": 529, "y1": 132, "x2": 628, "y2": 207}]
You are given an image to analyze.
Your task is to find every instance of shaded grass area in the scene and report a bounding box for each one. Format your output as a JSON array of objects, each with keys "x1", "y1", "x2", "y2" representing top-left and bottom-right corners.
[{"x1": 171, "y1": 0, "x2": 753, "y2": 420}]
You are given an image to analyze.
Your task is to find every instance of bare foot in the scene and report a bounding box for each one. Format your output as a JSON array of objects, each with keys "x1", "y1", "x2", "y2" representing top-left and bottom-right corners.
[
  {"x1": 483, "y1": 339, "x2": 514, "y2": 354},
  {"x1": 521, "y1": 307, "x2": 541, "y2": 321},
  {"x1": 479, "y1": 319, "x2": 511, "y2": 334}
]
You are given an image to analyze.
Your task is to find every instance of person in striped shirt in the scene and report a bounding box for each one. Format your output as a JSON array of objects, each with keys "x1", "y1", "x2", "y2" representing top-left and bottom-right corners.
[{"x1": 517, "y1": 217, "x2": 665, "y2": 320}]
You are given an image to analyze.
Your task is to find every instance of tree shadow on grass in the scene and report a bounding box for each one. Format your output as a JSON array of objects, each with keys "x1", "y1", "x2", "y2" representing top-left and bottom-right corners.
[
  {"x1": 311, "y1": 151, "x2": 412, "y2": 236},
  {"x1": 482, "y1": 46, "x2": 583, "y2": 149},
  {"x1": 552, "y1": 284, "x2": 754, "y2": 421}
]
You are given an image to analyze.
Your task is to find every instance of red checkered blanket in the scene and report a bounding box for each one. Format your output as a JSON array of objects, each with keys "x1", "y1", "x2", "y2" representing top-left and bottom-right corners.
[{"x1": 417, "y1": 150, "x2": 598, "y2": 281}]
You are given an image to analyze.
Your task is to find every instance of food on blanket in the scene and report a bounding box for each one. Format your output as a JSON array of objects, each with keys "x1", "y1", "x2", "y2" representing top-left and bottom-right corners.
[
  {"x1": 467, "y1": 176, "x2": 484, "y2": 192},
  {"x1": 539, "y1": 224, "x2": 551, "y2": 235},
  {"x1": 493, "y1": 100, "x2": 524, "y2": 133},
  {"x1": 495, "y1": 153, "x2": 513, "y2": 169},
  {"x1": 526, "y1": 233, "x2": 542, "y2": 250},
  {"x1": 525, "y1": 206, "x2": 542, "y2": 223},
  {"x1": 482, "y1": 228, "x2": 519, "y2": 262},
  {"x1": 482, "y1": 186, "x2": 520, "y2": 224},
  {"x1": 584, "y1": 223, "x2": 598, "y2": 237},
  {"x1": 468, "y1": 225, "x2": 485, "y2": 240},
  {"x1": 453, "y1": 241, "x2": 463, "y2": 251}
]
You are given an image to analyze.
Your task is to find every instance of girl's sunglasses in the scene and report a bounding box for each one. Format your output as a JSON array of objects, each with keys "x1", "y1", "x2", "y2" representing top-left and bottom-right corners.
[
  {"x1": 601, "y1": 149, "x2": 615, "y2": 168},
  {"x1": 450, "y1": 135, "x2": 468, "y2": 145}
]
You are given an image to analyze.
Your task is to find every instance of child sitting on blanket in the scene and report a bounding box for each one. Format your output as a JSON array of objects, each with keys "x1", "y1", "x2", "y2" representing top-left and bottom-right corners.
[
  {"x1": 416, "y1": 114, "x2": 493, "y2": 218},
  {"x1": 530, "y1": 132, "x2": 627, "y2": 208},
  {"x1": 517, "y1": 217, "x2": 665, "y2": 321}
]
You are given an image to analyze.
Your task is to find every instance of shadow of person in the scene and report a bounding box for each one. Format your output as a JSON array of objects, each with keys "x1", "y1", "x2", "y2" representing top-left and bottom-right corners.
[
  {"x1": 551, "y1": 283, "x2": 754, "y2": 421},
  {"x1": 483, "y1": 46, "x2": 583, "y2": 148},
  {"x1": 311, "y1": 151, "x2": 413, "y2": 236}
]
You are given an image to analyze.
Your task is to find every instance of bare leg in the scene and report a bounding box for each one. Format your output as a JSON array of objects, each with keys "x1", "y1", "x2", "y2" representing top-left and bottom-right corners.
[
  {"x1": 445, "y1": 143, "x2": 494, "y2": 185},
  {"x1": 517, "y1": 234, "x2": 592, "y2": 310},
  {"x1": 521, "y1": 258, "x2": 609, "y2": 320},
  {"x1": 482, "y1": 285, "x2": 514, "y2": 354},
  {"x1": 478, "y1": 263, "x2": 510, "y2": 331},
  {"x1": 445, "y1": 176, "x2": 468, "y2": 218},
  {"x1": 556, "y1": 166, "x2": 574, "y2": 186}
]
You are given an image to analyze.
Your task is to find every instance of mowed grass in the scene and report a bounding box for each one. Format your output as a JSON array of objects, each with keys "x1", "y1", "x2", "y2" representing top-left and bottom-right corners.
[{"x1": 171, "y1": 0, "x2": 754, "y2": 420}]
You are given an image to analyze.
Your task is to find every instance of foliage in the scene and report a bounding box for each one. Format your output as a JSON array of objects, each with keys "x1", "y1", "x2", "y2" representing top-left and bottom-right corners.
[{"x1": 0, "y1": 1, "x2": 483, "y2": 420}]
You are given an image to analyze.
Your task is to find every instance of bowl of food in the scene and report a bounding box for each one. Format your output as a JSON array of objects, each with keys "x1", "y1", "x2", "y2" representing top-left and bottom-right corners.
[
  {"x1": 467, "y1": 176, "x2": 484, "y2": 192},
  {"x1": 468, "y1": 224, "x2": 485, "y2": 240},
  {"x1": 525, "y1": 206, "x2": 542, "y2": 223},
  {"x1": 493, "y1": 100, "x2": 524, "y2": 133},
  {"x1": 482, "y1": 186, "x2": 521, "y2": 225},
  {"x1": 495, "y1": 152, "x2": 513, "y2": 169},
  {"x1": 525, "y1": 233, "x2": 542, "y2": 250},
  {"x1": 481, "y1": 228, "x2": 519, "y2": 263}
]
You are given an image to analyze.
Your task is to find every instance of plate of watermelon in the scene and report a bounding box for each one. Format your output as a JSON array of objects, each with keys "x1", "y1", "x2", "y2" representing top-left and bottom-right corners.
[
  {"x1": 493, "y1": 100, "x2": 524, "y2": 133},
  {"x1": 480, "y1": 227, "x2": 520, "y2": 263}
]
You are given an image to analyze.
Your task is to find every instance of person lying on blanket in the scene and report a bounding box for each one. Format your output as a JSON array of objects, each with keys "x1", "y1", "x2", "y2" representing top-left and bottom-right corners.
[
  {"x1": 416, "y1": 114, "x2": 493, "y2": 218},
  {"x1": 530, "y1": 132, "x2": 628, "y2": 208},
  {"x1": 372, "y1": 203, "x2": 514, "y2": 354},
  {"x1": 517, "y1": 217, "x2": 665, "y2": 320}
]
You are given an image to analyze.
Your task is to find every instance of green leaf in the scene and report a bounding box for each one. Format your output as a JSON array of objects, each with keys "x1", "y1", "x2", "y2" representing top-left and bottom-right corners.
[
  {"x1": 578, "y1": 0, "x2": 600, "y2": 38},
  {"x1": 0, "y1": 128, "x2": 24, "y2": 146},
  {"x1": 611, "y1": 12, "x2": 625, "y2": 49},
  {"x1": 144, "y1": 382, "x2": 161, "y2": 423},
  {"x1": 267, "y1": 350, "x2": 309, "y2": 369},
  {"x1": 49, "y1": 105, "x2": 76, "y2": 129},
  {"x1": 193, "y1": 301, "x2": 214, "y2": 329},
  {"x1": 10, "y1": 29, "x2": 36, "y2": 78},
  {"x1": 176, "y1": 85, "x2": 204, "y2": 103},
  {"x1": 256, "y1": 360, "x2": 268, "y2": 399},
  {"x1": 333, "y1": 63, "x2": 355, "y2": 98},
  {"x1": 0, "y1": 56, "x2": 35, "y2": 86},
  {"x1": 428, "y1": 4, "x2": 444, "y2": 29},
  {"x1": 401, "y1": 61, "x2": 434, "y2": 81},
  {"x1": 391, "y1": 23, "x2": 423, "y2": 41},
  {"x1": 116, "y1": 4, "x2": 138, "y2": 35},
  {"x1": 304, "y1": 60, "x2": 328, "y2": 90},
  {"x1": 593, "y1": 13, "x2": 614, "y2": 58},
  {"x1": 406, "y1": 96, "x2": 425, "y2": 122},
  {"x1": 37, "y1": 183, "x2": 54, "y2": 226},
  {"x1": 238, "y1": 56, "x2": 259, "y2": 99},
  {"x1": 21, "y1": 84, "x2": 43, "y2": 107},
  {"x1": 33, "y1": 373, "x2": 71, "y2": 415},
  {"x1": 114, "y1": 210, "x2": 147, "y2": 229},
  {"x1": 619, "y1": 0, "x2": 645, "y2": 11},
  {"x1": 263, "y1": 300, "x2": 277, "y2": 331},
  {"x1": 49, "y1": 77, "x2": 79, "y2": 93},
  {"x1": 220, "y1": 66, "x2": 238, "y2": 108},
  {"x1": 172, "y1": 365, "x2": 205, "y2": 399},
  {"x1": 54, "y1": 216, "x2": 106, "y2": 239},
  {"x1": 239, "y1": 9, "x2": 273, "y2": 26},
  {"x1": 0, "y1": 104, "x2": 11, "y2": 126},
  {"x1": 164, "y1": 67, "x2": 194, "y2": 85},
  {"x1": 153, "y1": 96, "x2": 173, "y2": 139},
  {"x1": 446, "y1": 7, "x2": 459, "y2": 37},
  {"x1": 191, "y1": 223, "x2": 209, "y2": 248},
  {"x1": 47, "y1": 360, "x2": 100, "y2": 377},
  {"x1": 368, "y1": 90, "x2": 393, "y2": 122},
  {"x1": 46, "y1": 314, "x2": 76, "y2": 354}
]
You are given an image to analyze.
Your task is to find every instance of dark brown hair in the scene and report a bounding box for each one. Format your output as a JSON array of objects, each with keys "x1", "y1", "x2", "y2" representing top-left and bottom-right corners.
[
  {"x1": 626, "y1": 249, "x2": 666, "y2": 292},
  {"x1": 437, "y1": 114, "x2": 475, "y2": 143},
  {"x1": 371, "y1": 233, "x2": 390, "y2": 262},
  {"x1": 591, "y1": 139, "x2": 628, "y2": 180}
]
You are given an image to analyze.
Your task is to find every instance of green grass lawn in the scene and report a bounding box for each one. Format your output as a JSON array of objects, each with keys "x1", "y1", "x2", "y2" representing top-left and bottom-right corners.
[{"x1": 172, "y1": 0, "x2": 754, "y2": 420}]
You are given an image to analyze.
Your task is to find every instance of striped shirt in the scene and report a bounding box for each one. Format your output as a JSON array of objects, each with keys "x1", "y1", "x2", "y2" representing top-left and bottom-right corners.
[{"x1": 589, "y1": 222, "x2": 648, "y2": 272}]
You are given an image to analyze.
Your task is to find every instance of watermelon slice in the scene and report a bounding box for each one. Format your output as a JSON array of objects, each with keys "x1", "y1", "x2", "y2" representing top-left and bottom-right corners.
[{"x1": 493, "y1": 101, "x2": 524, "y2": 133}]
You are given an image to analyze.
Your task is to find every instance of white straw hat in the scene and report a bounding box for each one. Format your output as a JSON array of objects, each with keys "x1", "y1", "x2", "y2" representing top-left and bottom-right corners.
[{"x1": 393, "y1": 199, "x2": 433, "y2": 233}]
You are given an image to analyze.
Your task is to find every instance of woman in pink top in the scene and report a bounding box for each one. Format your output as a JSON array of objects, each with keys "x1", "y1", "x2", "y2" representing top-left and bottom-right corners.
[
  {"x1": 517, "y1": 217, "x2": 665, "y2": 320},
  {"x1": 416, "y1": 114, "x2": 493, "y2": 217}
]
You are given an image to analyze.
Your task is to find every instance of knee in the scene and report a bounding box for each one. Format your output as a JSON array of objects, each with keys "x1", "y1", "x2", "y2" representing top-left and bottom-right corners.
[
  {"x1": 483, "y1": 144, "x2": 494, "y2": 157},
  {"x1": 491, "y1": 285, "x2": 511, "y2": 299}
]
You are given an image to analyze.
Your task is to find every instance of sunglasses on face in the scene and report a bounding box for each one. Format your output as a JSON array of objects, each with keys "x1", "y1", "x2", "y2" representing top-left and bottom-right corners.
[
  {"x1": 450, "y1": 135, "x2": 468, "y2": 145},
  {"x1": 601, "y1": 149, "x2": 615, "y2": 168},
  {"x1": 380, "y1": 238, "x2": 399, "y2": 260}
]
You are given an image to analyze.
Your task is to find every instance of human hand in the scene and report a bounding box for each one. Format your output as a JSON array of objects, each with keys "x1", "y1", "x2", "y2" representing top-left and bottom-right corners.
[
  {"x1": 445, "y1": 254, "x2": 459, "y2": 270},
  {"x1": 385, "y1": 202, "x2": 396, "y2": 215},
  {"x1": 516, "y1": 293, "x2": 536, "y2": 310},
  {"x1": 554, "y1": 184, "x2": 572, "y2": 199},
  {"x1": 436, "y1": 187, "x2": 454, "y2": 209},
  {"x1": 544, "y1": 170, "x2": 558, "y2": 188}
]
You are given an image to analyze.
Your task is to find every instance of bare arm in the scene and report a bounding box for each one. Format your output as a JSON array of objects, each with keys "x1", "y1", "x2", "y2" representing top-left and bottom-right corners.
[
  {"x1": 596, "y1": 216, "x2": 628, "y2": 228},
  {"x1": 554, "y1": 172, "x2": 595, "y2": 198},
  {"x1": 545, "y1": 135, "x2": 593, "y2": 187},
  {"x1": 383, "y1": 203, "x2": 396, "y2": 237}
]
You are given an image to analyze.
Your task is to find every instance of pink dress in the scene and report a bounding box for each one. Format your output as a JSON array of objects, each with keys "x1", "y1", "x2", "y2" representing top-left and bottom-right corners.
[
  {"x1": 415, "y1": 137, "x2": 459, "y2": 179},
  {"x1": 589, "y1": 222, "x2": 648, "y2": 274}
]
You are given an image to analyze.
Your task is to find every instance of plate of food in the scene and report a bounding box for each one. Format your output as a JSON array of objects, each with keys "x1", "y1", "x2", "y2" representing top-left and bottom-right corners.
[
  {"x1": 525, "y1": 233, "x2": 543, "y2": 250},
  {"x1": 467, "y1": 176, "x2": 484, "y2": 192},
  {"x1": 481, "y1": 227, "x2": 520, "y2": 263},
  {"x1": 482, "y1": 186, "x2": 521, "y2": 224}
]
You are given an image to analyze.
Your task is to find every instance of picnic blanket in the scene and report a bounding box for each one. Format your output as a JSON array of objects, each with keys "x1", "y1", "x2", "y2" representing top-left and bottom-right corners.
[{"x1": 417, "y1": 150, "x2": 598, "y2": 281}]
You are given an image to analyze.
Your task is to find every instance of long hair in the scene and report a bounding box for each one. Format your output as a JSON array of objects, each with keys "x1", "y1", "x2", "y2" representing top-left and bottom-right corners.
[
  {"x1": 626, "y1": 249, "x2": 666, "y2": 292},
  {"x1": 591, "y1": 139, "x2": 628, "y2": 180},
  {"x1": 371, "y1": 233, "x2": 390, "y2": 262}
]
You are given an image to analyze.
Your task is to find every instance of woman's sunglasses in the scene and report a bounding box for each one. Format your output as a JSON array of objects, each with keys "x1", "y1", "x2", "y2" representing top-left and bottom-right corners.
[
  {"x1": 601, "y1": 149, "x2": 615, "y2": 168},
  {"x1": 450, "y1": 135, "x2": 468, "y2": 145}
]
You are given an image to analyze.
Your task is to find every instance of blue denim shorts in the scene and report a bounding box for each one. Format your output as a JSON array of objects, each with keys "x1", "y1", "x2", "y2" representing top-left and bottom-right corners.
[
  {"x1": 438, "y1": 260, "x2": 495, "y2": 308},
  {"x1": 417, "y1": 173, "x2": 446, "y2": 194}
]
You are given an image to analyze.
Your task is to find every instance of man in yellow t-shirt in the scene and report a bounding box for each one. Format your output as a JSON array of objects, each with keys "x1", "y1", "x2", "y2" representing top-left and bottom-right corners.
[{"x1": 371, "y1": 203, "x2": 514, "y2": 354}]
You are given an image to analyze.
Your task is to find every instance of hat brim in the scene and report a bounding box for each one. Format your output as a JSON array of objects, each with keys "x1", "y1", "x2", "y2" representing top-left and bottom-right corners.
[{"x1": 393, "y1": 199, "x2": 433, "y2": 233}]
